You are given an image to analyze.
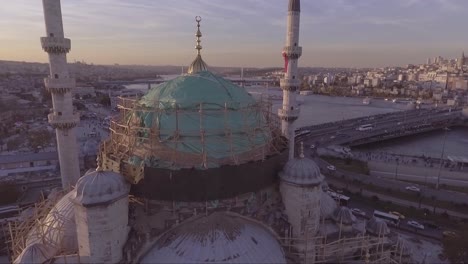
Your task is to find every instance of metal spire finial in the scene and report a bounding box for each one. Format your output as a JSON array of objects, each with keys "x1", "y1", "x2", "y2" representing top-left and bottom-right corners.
[
  {"x1": 187, "y1": 16, "x2": 208, "y2": 74},
  {"x1": 195, "y1": 16, "x2": 202, "y2": 55},
  {"x1": 300, "y1": 141, "x2": 305, "y2": 158}
]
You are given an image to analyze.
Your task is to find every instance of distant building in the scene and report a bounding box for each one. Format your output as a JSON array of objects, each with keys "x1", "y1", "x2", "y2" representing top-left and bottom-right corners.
[{"x1": 0, "y1": 152, "x2": 58, "y2": 177}]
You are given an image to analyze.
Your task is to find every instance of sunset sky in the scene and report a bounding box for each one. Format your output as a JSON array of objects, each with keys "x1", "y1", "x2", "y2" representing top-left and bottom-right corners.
[{"x1": 0, "y1": 0, "x2": 467, "y2": 68}]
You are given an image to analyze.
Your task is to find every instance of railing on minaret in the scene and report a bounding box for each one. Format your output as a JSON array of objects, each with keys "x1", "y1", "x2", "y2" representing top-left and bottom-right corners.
[
  {"x1": 278, "y1": 0, "x2": 302, "y2": 160},
  {"x1": 41, "y1": 0, "x2": 81, "y2": 189}
]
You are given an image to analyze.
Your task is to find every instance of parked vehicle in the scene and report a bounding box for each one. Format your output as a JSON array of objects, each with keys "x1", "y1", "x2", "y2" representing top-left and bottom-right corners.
[
  {"x1": 405, "y1": 186, "x2": 420, "y2": 192},
  {"x1": 407, "y1": 220, "x2": 424, "y2": 230},
  {"x1": 351, "y1": 208, "x2": 366, "y2": 217},
  {"x1": 389, "y1": 211, "x2": 406, "y2": 220},
  {"x1": 327, "y1": 165, "x2": 336, "y2": 171}
]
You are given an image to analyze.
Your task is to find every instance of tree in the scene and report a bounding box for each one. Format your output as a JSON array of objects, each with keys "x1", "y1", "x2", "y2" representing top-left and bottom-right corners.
[{"x1": 442, "y1": 225, "x2": 468, "y2": 263}]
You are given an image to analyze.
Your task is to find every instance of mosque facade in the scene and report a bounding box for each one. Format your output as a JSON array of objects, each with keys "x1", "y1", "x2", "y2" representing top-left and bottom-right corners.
[{"x1": 11, "y1": 0, "x2": 410, "y2": 263}]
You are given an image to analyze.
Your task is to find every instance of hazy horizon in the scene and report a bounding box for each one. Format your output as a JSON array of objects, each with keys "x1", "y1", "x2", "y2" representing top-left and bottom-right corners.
[{"x1": 1, "y1": 0, "x2": 467, "y2": 68}]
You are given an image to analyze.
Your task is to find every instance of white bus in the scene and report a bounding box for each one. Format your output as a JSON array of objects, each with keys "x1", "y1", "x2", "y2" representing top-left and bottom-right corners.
[
  {"x1": 356, "y1": 124, "x2": 374, "y2": 131},
  {"x1": 373, "y1": 210, "x2": 400, "y2": 226}
]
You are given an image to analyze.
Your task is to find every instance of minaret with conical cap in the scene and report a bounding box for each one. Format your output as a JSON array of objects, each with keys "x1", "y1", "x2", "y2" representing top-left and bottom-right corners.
[
  {"x1": 188, "y1": 16, "x2": 208, "y2": 74},
  {"x1": 41, "y1": 0, "x2": 80, "y2": 189},
  {"x1": 278, "y1": 0, "x2": 302, "y2": 160}
]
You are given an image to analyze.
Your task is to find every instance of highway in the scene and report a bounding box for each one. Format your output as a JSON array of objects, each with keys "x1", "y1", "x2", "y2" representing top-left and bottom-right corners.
[{"x1": 295, "y1": 107, "x2": 468, "y2": 196}]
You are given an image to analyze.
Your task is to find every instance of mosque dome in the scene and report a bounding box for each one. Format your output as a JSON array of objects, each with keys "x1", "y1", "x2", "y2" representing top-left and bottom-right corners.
[
  {"x1": 140, "y1": 212, "x2": 287, "y2": 264},
  {"x1": 365, "y1": 217, "x2": 390, "y2": 236},
  {"x1": 14, "y1": 243, "x2": 54, "y2": 264},
  {"x1": 320, "y1": 191, "x2": 338, "y2": 218},
  {"x1": 279, "y1": 154, "x2": 324, "y2": 186},
  {"x1": 83, "y1": 137, "x2": 99, "y2": 156},
  {"x1": 332, "y1": 206, "x2": 356, "y2": 225},
  {"x1": 73, "y1": 170, "x2": 130, "y2": 206},
  {"x1": 26, "y1": 191, "x2": 77, "y2": 256}
]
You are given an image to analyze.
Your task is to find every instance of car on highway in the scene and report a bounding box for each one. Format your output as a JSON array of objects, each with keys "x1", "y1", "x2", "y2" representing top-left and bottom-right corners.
[
  {"x1": 327, "y1": 165, "x2": 336, "y2": 171},
  {"x1": 442, "y1": 230, "x2": 458, "y2": 238},
  {"x1": 389, "y1": 211, "x2": 405, "y2": 220},
  {"x1": 351, "y1": 208, "x2": 366, "y2": 217},
  {"x1": 407, "y1": 220, "x2": 425, "y2": 230},
  {"x1": 405, "y1": 186, "x2": 421, "y2": 192}
]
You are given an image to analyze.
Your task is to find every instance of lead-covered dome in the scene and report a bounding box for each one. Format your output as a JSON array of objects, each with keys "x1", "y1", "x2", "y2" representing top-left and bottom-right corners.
[
  {"x1": 366, "y1": 217, "x2": 390, "y2": 236},
  {"x1": 140, "y1": 212, "x2": 286, "y2": 264},
  {"x1": 26, "y1": 191, "x2": 77, "y2": 257},
  {"x1": 332, "y1": 206, "x2": 356, "y2": 225},
  {"x1": 73, "y1": 170, "x2": 129, "y2": 206},
  {"x1": 14, "y1": 243, "x2": 54, "y2": 264},
  {"x1": 279, "y1": 156, "x2": 324, "y2": 186}
]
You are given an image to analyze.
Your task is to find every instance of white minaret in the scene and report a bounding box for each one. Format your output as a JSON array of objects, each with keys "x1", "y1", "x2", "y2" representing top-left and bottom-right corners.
[
  {"x1": 278, "y1": 0, "x2": 302, "y2": 160},
  {"x1": 41, "y1": 0, "x2": 80, "y2": 189}
]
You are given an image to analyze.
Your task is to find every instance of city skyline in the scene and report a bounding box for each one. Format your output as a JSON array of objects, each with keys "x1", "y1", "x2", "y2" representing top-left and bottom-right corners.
[{"x1": 0, "y1": 0, "x2": 467, "y2": 68}]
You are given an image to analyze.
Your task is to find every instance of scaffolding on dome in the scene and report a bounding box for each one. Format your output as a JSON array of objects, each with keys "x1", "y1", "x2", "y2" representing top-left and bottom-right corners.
[
  {"x1": 100, "y1": 95, "x2": 286, "y2": 183},
  {"x1": 7, "y1": 190, "x2": 69, "y2": 262}
]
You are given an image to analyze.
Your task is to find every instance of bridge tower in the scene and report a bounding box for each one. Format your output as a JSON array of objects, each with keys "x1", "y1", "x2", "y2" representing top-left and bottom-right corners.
[
  {"x1": 278, "y1": 0, "x2": 302, "y2": 160},
  {"x1": 41, "y1": 0, "x2": 81, "y2": 189}
]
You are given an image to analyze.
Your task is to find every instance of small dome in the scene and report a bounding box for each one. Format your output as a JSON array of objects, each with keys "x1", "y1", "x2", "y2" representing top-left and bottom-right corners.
[
  {"x1": 14, "y1": 243, "x2": 54, "y2": 264},
  {"x1": 279, "y1": 157, "x2": 324, "y2": 186},
  {"x1": 26, "y1": 191, "x2": 77, "y2": 255},
  {"x1": 394, "y1": 237, "x2": 411, "y2": 256},
  {"x1": 140, "y1": 212, "x2": 286, "y2": 264},
  {"x1": 188, "y1": 54, "x2": 208, "y2": 74},
  {"x1": 366, "y1": 217, "x2": 390, "y2": 236},
  {"x1": 83, "y1": 138, "x2": 99, "y2": 156},
  {"x1": 320, "y1": 191, "x2": 337, "y2": 219},
  {"x1": 73, "y1": 170, "x2": 130, "y2": 206},
  {"x1": 332, "y1": 206, "x2": 356, "y2": 225}
]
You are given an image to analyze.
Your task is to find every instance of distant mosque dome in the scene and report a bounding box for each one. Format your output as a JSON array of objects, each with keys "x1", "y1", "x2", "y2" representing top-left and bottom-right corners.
[
  {"x1": 83, "y1": 137, "x2": 99, "y2": 156},
  {"x1": 14, "y1": 243, "x2": 54, "y2": 264},
  {"x1": 331, "y1": 206, "x2": 356, "y2": 225},
  {"x1": 140, "y1": 212, "x2": 287, "y2": 264},
  {"x1": 320, "y1": 191, "x2": 338, "y2": 218},
  {"x1": 365, "y1": 217, "x2": 390, "y2": 236},
  {"x1": 73, "y1": 170, "x2": 129, "y2": 206},
  {"x1": 279, "y1": 155, "x2": 324, "y2": 186}
]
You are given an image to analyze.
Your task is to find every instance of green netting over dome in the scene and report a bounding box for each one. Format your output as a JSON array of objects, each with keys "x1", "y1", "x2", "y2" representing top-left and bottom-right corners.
[
  {"x1": 106, "y1": 71, "x2": 283, "y2": 171},
  {"x1": 140, "y1": 71, "x2": 256, "y2": 109}
]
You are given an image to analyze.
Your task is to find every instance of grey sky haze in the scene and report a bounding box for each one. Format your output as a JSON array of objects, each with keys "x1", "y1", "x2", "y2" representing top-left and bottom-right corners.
[{"x1": 0, "y1": 0, "x2": 467, "y2": 68}]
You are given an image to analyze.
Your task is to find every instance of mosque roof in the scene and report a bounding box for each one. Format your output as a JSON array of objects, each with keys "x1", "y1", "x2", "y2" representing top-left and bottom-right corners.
[
  {"x1": 365, "y1": 217, "x2": 390, "y2": 236},
  {"x1": 332, "y1": 206, "x2": 356, "y2": 225},
  {"x1": 140, "y1": 212, "x2": 286, "y2": 264},
  {"x1": 73, "y1": 170, "x2": 129, "y2": 206},
  {"x1": 279, "y1": 148, "x2": 324, "y2": 186},
  {"x1": 26, "y1": 191, "x2": 77, "y2": 257},
  {"x1": 14, "y1": 243, "x2": 55, "y2": 264},
  {"x1": 83, "y1": 138, "x2": 99, "y2": 156},
  {"x1": 123, "y1": 70, "x2": 274, "y2": 168},
  {"x1": 320, "y1": 191, "x2": 338, "y2": 218}
]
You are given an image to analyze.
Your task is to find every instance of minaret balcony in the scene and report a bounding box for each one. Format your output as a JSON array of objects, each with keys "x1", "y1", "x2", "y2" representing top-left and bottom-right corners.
[
  {"x1": 41, "y1": 37, "x2": 71, "y2": 53},
  {"x1": 48, "y1": 112, "x2": 80, "y2": 129},
  {"x1": 282, "y1": 46, "x2": 302, "y2": 59},
  {"x1": 44, "y1": 77, "x2": 75, "y2": 93},
  {"x1": 278, "y1": 108, "x2": 300, "y2": 121},
  {"x1": 280, "y1": 79, "x2": 301, "y2": 91}
]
